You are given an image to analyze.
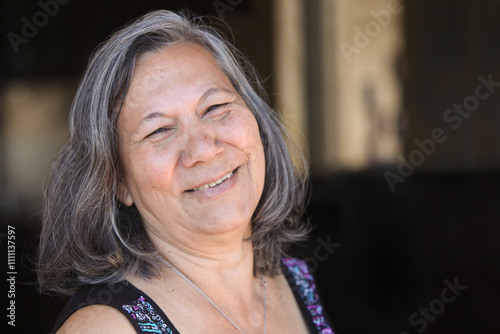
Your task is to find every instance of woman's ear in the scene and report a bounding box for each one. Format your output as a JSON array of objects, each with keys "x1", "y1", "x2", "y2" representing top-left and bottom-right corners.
[{"x1": 117, "y1": 178, "x2": 134, "y2": 206}]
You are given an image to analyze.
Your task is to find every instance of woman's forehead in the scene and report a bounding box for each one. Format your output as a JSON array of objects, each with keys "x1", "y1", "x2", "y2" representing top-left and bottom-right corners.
[
  {"x1": 133, "y1": 43, "x2": 216, "y2": 79},
  {"x1": 129, "y1": 44, "x2": 229, "y2": 95},
  {"x1": 123, "y1": 43, "x2": 233, "y2": 110}
]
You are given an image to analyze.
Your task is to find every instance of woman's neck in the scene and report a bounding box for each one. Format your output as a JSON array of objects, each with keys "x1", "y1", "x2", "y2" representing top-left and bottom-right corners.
[{"x1": 146, "y1": 222, "x2": 259, "y2": 298}]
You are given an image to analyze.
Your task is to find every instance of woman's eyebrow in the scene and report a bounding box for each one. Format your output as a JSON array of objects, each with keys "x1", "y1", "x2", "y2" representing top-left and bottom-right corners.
[
  {"x1": 140, "y1": 112, "x2": 167, "y2": 125},
  {"x1": 199, "y1": 87, "x2": 237, "y2": 102},
  {"x1": 132, "y1": 112, "x2": 168, "y2": 135}
]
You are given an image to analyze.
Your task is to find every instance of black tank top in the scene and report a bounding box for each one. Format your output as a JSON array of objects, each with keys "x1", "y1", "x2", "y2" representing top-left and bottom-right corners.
[{"x1": 52, "y1": 258, "x2": 334, "y2": 333}]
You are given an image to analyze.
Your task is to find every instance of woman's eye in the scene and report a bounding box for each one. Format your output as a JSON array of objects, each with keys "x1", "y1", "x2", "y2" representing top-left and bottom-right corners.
[
  {"x1": 204, "y1": 103, "x2": 231, "y2": 119},
  {"x1": 206, "y1": 103, "x2": 229, "y2": 113},
  {"x1": 146, "y1": 127, "x2": 171, "y2": 138}
]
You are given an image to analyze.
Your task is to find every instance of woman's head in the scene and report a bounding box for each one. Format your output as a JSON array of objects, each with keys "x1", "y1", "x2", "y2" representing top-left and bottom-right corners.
[
  {"x1": 38, "y1": 10, "x2": 308, "y2": 295},
  {"x1": 117, "y1": 42, "x2": 266, "y2": 248}
]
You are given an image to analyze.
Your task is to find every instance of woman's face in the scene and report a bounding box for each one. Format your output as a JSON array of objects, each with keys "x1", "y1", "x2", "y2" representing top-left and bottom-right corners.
[{"x1": 117, "y1": 43, "x2": 266, "y2": 244}]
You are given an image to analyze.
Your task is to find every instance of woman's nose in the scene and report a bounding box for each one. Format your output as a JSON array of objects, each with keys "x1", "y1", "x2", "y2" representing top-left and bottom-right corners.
[{"x1": 180, "y1": 123, "x2": 224, "y2": 167}]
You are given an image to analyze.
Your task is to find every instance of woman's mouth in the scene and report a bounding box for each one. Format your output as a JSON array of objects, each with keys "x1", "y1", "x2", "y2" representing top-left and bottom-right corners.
[{"x1": 187, "y1": 170, "x2": 235, "y2": 192}]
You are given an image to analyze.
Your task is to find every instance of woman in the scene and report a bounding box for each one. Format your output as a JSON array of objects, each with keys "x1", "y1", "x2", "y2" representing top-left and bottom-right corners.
[{"x1": 38, "y1": 10, "x2": 333, "y2": 334}]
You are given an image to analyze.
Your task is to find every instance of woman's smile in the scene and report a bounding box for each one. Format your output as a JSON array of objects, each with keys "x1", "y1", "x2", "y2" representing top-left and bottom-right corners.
[{"x1": 186, "y1": 168, "x2": 236, "y2": 192}]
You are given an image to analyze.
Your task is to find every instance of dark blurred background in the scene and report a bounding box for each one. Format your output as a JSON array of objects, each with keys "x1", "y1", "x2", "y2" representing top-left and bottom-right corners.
[{"x1": 1, "y1": 0, "x2": 499, "y2": 333}]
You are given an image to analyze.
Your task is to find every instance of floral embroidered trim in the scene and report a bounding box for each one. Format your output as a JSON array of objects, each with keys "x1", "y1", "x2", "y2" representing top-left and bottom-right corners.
[
  {"x1": 122, "y1": 296, "x2": 174, "y2": 333},
  {"x1": 282, "y1": 258, "x2": 334, "y2": 334}
]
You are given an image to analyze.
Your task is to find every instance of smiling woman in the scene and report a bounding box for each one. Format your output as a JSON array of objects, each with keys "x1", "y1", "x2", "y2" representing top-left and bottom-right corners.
[{"x1": 38, "y1": 10, "x2": 333, "y2": 334}]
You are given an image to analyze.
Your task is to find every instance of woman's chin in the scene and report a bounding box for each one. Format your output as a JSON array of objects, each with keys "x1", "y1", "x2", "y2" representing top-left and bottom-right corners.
[{"x1": 194, "y1": 217, "x2": 252, "y2": 237}]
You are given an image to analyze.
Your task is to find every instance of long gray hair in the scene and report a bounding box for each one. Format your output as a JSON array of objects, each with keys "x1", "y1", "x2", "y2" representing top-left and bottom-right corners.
[{"x1": 38, "y1": 10, "x2": 309, "y2": 295}]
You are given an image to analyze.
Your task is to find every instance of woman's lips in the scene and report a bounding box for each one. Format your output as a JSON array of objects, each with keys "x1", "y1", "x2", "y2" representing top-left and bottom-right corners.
[{"x1": 186, "y1": 169, "x2": 237, "y2": 192}]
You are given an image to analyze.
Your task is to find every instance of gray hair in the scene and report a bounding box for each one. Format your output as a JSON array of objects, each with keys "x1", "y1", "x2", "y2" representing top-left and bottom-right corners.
[{"x1": 38, "y1": 10, "x2": 309, "y2": 295}]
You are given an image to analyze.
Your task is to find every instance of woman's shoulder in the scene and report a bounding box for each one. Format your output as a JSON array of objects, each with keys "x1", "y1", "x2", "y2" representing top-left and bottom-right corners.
[
  {"x1": 56, "y1": 304, "x2": 135, "y2": 334},
  {"x1": 52, "y1": 281, "x2": 137, "y2": 333},
  {"x1": 52, "y1": 280, "x2": 179, "y2": 334}
]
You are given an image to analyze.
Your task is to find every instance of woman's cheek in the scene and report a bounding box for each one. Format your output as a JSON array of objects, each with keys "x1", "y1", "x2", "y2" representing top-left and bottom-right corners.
[
  {"x1": 139, "y1": 150, "x2": 175, "y2": 186},
  {"x1": 223, "y1": 112, "x2": 260, "y2": 148}
]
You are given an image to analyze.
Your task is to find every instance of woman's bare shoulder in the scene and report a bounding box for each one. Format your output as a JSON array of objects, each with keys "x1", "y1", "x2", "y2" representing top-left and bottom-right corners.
[{"x1": 56, "y1": 304, "x2": 135, "y2": 334}]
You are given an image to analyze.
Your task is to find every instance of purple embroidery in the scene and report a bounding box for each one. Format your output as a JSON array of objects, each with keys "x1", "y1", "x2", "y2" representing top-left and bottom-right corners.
[
  {"x1": 282, "y1": 258, "x2": 334, "y2": 333},
  {"x1": 122, "y1": 296, "x2": 174, "y2": 333}
]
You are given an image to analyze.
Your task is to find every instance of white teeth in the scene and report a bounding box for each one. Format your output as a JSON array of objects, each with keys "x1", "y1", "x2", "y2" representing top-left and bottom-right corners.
[{"x1": 190, "y1": 171, "x2": 233, "y2": 192}]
